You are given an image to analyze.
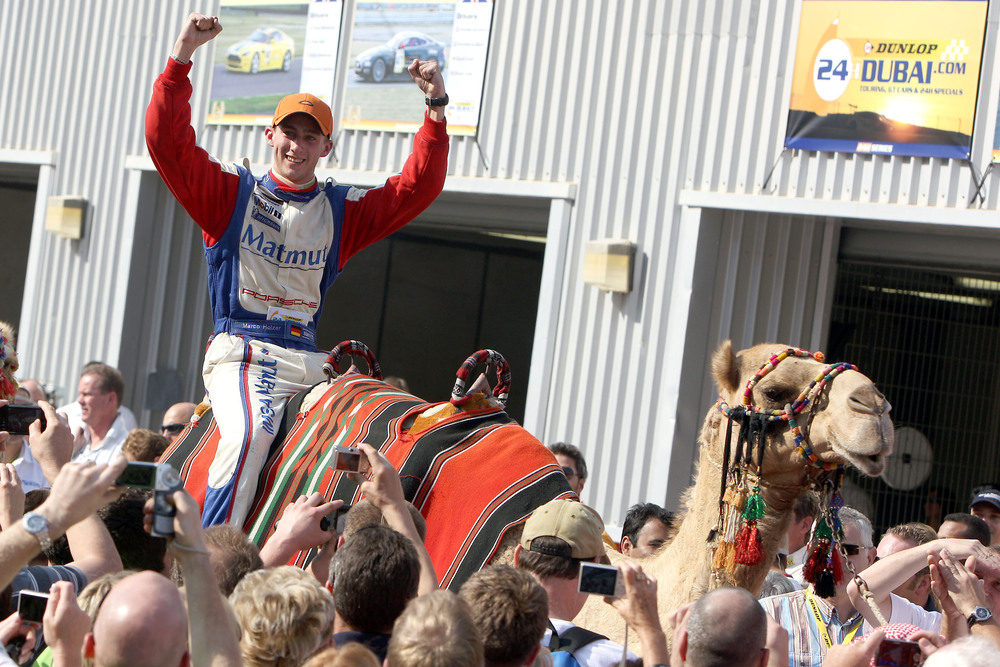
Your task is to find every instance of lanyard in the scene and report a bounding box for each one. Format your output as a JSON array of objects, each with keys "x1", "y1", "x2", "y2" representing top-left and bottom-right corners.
[{"x1": 804, "y1": 588, "x2": 862, "y2": 648}]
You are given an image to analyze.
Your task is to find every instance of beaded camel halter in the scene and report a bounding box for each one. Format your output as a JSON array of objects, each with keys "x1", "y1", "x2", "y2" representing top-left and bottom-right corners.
[{"x1": 709, "y1": 347, "x2": 858, "y2": 596}]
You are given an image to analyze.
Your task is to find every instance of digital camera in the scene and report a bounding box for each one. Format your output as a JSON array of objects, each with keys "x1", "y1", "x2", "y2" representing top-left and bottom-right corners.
[
  {"x1": 577, "y1": 562, "x2": 625, "y2": 598},
  {"x1": 116, "y1": 462, "x2": 185, "y2": 538}
]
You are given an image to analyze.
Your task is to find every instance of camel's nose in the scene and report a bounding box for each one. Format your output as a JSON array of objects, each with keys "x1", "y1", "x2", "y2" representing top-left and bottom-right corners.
[{"x1": 848, "y1": 384, "x2": 890, "y2": 416}]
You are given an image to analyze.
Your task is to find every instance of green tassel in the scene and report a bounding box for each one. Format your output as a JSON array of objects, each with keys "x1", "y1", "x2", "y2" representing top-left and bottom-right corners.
[
  {"x1": 815, "y1": 516, "x2": 832, "y2": 539},
  {"x1": 742, "y1": 486, "x2": 766, "y2": 521}
]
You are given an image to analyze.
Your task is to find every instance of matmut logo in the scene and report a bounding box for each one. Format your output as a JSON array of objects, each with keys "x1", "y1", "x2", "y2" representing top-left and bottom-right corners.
[{"x1": 241, "y1": 223, "x2": 329, "y2": 267}]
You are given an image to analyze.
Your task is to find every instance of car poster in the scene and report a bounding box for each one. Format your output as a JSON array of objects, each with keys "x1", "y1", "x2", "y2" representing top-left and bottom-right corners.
[
  {"x1": 206, "y1": 0, "x2": 344, "y2": 128},
  {"x1": 784, "y1": 0, "x2": 987, "y2": 159},
  {"x1": 343, "y1": 0, "x2": 494, "y2": 136}
]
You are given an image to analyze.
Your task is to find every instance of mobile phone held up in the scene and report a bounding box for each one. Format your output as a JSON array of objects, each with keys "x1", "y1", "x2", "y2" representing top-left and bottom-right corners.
[
  {"x1": 577, "y1": 562, "x2": 625, "y2": 599},
  {"x1": 0, "y1": 405, "x2": 45, "y2": 435}
]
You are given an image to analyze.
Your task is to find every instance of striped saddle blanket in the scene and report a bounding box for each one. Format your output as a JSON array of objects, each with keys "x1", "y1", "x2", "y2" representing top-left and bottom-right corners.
[{"x1": 161, "y1": 373, "x2": 573, "y2": 590}]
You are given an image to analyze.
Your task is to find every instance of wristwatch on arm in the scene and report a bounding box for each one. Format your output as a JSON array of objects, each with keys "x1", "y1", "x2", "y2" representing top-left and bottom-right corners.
[
  {"x1": 968, "y1": 605, "x2": 993, "y2": 628},
  {"x1": 425, "y1": 94, "x2": 449, "y2": 108},
  {"x1": 22, "y1": 511, "x2": 53, "y2": 551}
]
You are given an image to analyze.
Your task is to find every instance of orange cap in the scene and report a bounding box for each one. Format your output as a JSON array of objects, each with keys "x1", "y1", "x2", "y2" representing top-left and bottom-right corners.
[{"x1": 272, "y1": 93, "x2": 333, "y2": 137}]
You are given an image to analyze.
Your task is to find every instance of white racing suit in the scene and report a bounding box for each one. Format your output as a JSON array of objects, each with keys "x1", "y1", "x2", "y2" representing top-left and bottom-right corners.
[{"x1": 146, "y1": 57, "x2": 449, "y2": 526}]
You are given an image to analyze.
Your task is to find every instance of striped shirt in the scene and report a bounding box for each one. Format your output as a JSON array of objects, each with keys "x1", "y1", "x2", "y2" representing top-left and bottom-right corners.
[{"x1": 760, "y1": 589, "x2": 864, "y2": 667}]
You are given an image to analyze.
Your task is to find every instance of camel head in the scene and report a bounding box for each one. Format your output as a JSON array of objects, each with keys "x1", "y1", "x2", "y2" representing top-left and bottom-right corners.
[{"x1": 710, "y1": 340, "x2": 894, "y2": 482}]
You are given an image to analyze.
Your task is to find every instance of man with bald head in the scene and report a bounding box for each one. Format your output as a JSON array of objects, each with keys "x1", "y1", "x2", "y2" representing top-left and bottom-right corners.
[
  {"x1": 19, "y1": 379, "x2": 47, "y2": 404},
  {"x1": 85, "y1": 571, "x2": 189, "y2": 667},
  {"x1": 674, "y1": 586, "x2": 770, "y2": 667},
  {"x1": 160, "y1": 402, "x2": 198, "y2": 443}
]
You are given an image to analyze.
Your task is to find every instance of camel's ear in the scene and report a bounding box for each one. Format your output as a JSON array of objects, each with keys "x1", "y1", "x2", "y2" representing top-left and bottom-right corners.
[{"x1": 711, "y1": 340, "x2": 740, "y2": 394}]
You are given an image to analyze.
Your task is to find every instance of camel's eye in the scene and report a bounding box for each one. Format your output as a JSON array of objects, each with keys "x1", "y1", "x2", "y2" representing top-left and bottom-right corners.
[{"x1": 762, "y1": 386, "x2": 791, "y2": 404}]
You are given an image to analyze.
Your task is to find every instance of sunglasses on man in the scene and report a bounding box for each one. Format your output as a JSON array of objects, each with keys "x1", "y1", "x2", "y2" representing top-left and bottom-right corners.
[
  {"x1": 161, "y1": 422, "x2": 188, "y2": 436},
  {"x1": 842, "y1": 544, "x2": 874, "y2": 557}
]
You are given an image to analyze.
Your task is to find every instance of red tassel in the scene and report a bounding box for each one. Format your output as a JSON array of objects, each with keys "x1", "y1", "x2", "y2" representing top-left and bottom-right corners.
[
  {"x1": 734, "y1": 523, "x2": 764, "y2": 566},
  {"x1": 0, "y1": 374, "x2": 15, "y2": 401},
  {"x1": 802, "y1": 540, "x2": 829, "y2": 584},
  {"x1": 831, "y1": 548, "x2": 843, "y2": 586}
]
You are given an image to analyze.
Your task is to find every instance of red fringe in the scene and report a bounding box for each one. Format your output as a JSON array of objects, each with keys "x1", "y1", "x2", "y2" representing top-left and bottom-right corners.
[
  {"x1": 831, "y1": 548, "x2": 844, "y2": 586},
  {"x1": 734, "y1": 523, "x2": 764, "y2": 566},
  {"x1": 802, "y1": 541, "x2": 828, "y2": 584}
]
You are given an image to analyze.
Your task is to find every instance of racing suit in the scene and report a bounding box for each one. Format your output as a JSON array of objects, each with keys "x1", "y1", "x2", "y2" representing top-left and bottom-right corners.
[{"x1": 145, "y1": 57, "x2": 449, "y2": 526}]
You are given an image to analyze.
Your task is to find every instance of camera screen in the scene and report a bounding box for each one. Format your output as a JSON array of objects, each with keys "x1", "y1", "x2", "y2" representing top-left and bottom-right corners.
[
  {"x1": 334, "y1": 448, "x2": 362, "y2": 472},
  {"x1": 17, "y1": 591, "x2": 50, "y2": 624},
  {"x1": 0, "y1": 406, "x2": 45, "y2": 436},
  {"x1": 876, "y1": 639, "x2": 921, "y2": 667},
  {"x1": 578, "y1": 564, "x2": 619, "y2": 597},
  {"x1": 116, "y1": 463, "x2": 157, "y2": 489}
]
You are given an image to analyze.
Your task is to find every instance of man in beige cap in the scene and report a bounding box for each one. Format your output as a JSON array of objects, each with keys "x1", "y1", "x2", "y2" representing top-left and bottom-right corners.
[
  {"x1": 145, "y1": 12, "x2": 449, "y2": 528},
  {"x1": 515, "y1": 499, "x2": 638, "y2": 667}
]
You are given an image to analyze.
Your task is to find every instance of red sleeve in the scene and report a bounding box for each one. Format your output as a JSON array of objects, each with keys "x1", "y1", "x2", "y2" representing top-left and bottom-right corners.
[
  {"x1": 145, "y1": 57, "x2": 239, "y2": 246},
  {"x1": 338, "y1": 113, "x2": 450, "y2": 268}
]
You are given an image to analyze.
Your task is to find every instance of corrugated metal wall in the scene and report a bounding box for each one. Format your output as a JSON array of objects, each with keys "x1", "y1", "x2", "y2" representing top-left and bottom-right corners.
[
  {"x1": 1, "y1": 0, "x2": 204, "y2": 406},
  {"x1": 4, "y1": 0, "x2": 1000, "y2": 524}
]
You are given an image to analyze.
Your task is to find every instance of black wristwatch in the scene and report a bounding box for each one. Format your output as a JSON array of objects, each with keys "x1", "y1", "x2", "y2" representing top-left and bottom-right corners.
[
  {"x1": 968, "y1": 605, "x2": 993, "y2": 627},
  {"x1": 425, "y1": 94, "x2": 449, "y2": 107}
]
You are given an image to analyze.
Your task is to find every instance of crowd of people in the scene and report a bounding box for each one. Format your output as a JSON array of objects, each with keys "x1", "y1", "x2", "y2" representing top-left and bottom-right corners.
[{"x1": 7, "y1": 361, "x2": 1000, "y2": 667}]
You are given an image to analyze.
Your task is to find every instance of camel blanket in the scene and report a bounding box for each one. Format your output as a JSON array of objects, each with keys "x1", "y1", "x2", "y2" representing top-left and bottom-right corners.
[{"x1": 161, "y1": 374, "x2": 573, "y2": 590}]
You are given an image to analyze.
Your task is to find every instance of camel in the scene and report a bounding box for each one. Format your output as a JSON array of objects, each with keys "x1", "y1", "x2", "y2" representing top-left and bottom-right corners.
[{"x1": 574, "y1": 340, "x2": 895, "y2": 648}]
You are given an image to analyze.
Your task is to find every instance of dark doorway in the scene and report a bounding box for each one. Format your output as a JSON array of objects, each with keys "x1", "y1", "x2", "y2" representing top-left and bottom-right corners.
[
  {"x1": 318, "y1": 224, "x2": 545, "y2": 423},
  {"x1": 0, "y1": 167, "x2": 39, "y2": 337},
  {"x1": 828, "y1": 260, "x2": 1000, "y2": 535}
]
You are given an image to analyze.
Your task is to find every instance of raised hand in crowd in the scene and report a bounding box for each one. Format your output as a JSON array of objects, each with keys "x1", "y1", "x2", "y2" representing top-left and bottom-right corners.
[
  {"x1": 259, "y1": 492, "x2": 341, "y2": 569},
  {"x1": 29, "y1": 401, "x2": 74, "y2": 484},
  {"x1": 929, "y1": 549, "x2": 1000, "y2": 650},
  {"x1": 350, "y1": 442, "x2": 438, "y2": 594},
  {"x1": 43, "y1": 581, "x2": 89, "y2": 667},
  {"x1": 0, "y1": 457, "x2": 125, "y2": 592},
  {"x1": 0, "y1": 608, "x2": 37, "y2": 666},
  {"x1": 143, "y1": 485, "x2": 242, "y2": 667},
  {"x1": 605, "y1": 561, "x2": 669, "y2": 665},
  {"x1": 0, "y1": 464, "x2": 24, "y2": 531}
]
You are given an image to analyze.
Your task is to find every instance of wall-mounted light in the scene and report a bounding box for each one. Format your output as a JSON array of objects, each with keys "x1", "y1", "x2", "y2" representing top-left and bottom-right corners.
[
  {"x1": 45, "y1": 196, "x2": 86, "y2": 240},
  {"x1": 583, "y1": 239, "x2": 635, "y2": 293}
]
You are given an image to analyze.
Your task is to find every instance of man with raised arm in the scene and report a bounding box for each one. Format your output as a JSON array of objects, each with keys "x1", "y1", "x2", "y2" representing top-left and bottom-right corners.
[{"x1": 145, "y1": 13, "x2": 449, "y2": 527}]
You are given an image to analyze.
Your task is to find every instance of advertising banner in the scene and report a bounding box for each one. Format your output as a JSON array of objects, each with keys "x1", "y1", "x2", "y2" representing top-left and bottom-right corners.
[
  {"x1": 207, "y1": 0, "x2": 343, "y2": 128},
  {"x1": 343, "y1": 0, "x2": 494, "y2": 136},
  {"x1": 785, "y1": 0, "x2": 987, "y2": 159}
]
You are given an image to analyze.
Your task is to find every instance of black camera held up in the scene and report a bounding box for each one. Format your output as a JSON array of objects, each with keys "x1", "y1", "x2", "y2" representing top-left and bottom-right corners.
[{"x1": 116, "y1": 462, "x2": 185, "y2": 538}]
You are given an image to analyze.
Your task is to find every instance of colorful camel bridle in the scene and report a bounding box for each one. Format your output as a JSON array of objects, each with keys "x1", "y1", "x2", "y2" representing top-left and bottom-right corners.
[
  {"x1": 710, "y1": 347, "x2": 861, "y2": 598},
  {"x1": 715, "y1": 347, "x2": 857, "y2": 470}
]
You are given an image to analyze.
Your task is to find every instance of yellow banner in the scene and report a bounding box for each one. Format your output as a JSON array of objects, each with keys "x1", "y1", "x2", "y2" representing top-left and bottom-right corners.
[{"x1": 786, "y1": 1, "x2": 987, "y2": 159}]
